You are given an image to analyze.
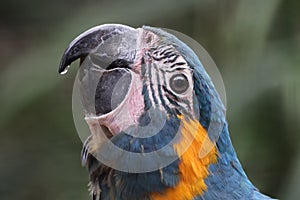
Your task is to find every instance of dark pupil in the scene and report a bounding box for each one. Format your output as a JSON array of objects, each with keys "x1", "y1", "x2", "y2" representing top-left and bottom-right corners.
[{"x1": 170, "y1": 74, "x2": 189, "y2": 94}]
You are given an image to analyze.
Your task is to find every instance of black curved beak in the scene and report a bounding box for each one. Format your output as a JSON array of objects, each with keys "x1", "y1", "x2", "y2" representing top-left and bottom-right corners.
[{"x1": 58, "y1": 24, "x2": 138, "y2": 74}]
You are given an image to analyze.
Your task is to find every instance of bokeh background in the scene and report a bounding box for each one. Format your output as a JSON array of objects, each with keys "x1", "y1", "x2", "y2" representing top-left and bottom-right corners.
[{"x1": 0, "y1": 0, "x2": 299, "y2": 199}]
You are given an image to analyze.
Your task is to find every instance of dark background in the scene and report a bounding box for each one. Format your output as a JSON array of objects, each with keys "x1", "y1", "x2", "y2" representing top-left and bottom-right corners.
[{"x1": 0, "y1": 0, "x2": 299, "y2": 199}]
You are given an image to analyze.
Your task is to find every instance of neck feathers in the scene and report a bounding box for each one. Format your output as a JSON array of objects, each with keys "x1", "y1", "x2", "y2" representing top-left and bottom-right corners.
[
  {"x1": 151, "y1": 116, "x2": 218, "y2": 200},
  {"x1": 83, "y1": 118, "x2": 271, "y2": 200},
  {"x1": 203, "y1": 122, "x2": 271, "y2": 199}
]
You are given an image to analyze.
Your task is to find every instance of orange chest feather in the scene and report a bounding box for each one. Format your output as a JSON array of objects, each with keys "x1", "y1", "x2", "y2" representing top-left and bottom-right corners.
[{"x1": 151, "y1": 117, "x2": 218, "y2": 200}]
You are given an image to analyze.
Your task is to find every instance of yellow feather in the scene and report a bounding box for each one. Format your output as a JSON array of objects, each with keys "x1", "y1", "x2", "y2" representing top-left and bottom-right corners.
[{"x1": 151, "y1": 116, "x2": 218, "y2": 200}]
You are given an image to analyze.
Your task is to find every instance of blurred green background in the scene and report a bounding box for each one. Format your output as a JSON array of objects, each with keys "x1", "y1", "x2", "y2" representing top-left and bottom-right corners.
[{"x1": 0, "y1": 0, "x2": 299, "y2": 199}]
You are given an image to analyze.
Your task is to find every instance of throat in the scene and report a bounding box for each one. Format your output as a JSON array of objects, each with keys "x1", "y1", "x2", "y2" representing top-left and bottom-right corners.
[{"x1": 84, "y1": 118, "x2": 260, "y2": 200}]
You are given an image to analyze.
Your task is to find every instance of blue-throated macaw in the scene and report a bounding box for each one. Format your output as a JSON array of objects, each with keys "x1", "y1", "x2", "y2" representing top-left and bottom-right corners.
[{"x1": 58, "y1": 24, "x2": 275, "y2": 200}]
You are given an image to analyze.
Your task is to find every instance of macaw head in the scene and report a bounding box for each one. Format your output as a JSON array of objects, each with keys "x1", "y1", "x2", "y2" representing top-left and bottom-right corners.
[{"x1": 58, "y1": 24, "x2": 268, "y2": 200}]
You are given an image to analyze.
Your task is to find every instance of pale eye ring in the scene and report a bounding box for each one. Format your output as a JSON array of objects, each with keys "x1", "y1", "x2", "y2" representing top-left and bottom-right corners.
[{"x1": 169, "y1": 74, "x2": 189, "y2": 94}]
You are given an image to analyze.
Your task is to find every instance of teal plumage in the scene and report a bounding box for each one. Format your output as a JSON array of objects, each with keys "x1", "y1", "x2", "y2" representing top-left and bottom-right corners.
[
  {"x1": 201, "y1": 123, "x2": 271, "y2": 200},
  {"x1": 58, "y1": 24, "x2": 275, "y2": 200}
]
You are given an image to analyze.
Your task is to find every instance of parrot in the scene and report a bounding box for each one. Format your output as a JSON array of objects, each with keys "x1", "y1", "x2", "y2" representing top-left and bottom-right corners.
[{"x1": 58, "y1": 24, "x2": 275, "y2": 200}]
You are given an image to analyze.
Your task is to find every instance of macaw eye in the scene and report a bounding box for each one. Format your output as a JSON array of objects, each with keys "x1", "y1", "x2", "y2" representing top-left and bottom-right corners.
[{"x1": 169, "y1": 74, "x2": 189, "y2": 94}]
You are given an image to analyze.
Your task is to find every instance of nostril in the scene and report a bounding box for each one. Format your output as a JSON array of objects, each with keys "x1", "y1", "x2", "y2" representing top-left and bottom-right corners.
[{"x1": 95, "y1": 69, "x2": 132, "y2": 115}]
